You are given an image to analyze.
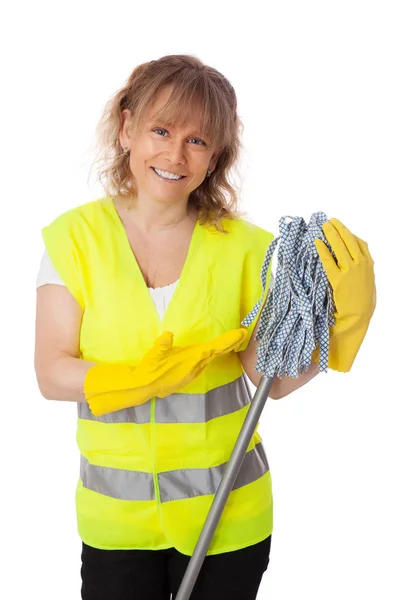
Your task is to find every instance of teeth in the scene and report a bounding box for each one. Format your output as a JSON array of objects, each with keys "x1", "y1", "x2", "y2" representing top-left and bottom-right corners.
[{"x1": 154, "y1": 168, "x2": 183, "y2": 180}]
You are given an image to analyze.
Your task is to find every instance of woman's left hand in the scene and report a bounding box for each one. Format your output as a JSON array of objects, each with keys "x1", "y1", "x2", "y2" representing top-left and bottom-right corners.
[{"x1": 312, "y1": 217, "x2": 376, "y2": 372}]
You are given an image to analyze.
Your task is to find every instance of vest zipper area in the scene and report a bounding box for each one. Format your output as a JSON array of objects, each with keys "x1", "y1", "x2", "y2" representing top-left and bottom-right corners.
[
  {"x1": 150, "y1": 397, "x2": 162, "y2": 507},
  {"x1": 151, "y1": 396, "x2": 173, "y2": 547}
]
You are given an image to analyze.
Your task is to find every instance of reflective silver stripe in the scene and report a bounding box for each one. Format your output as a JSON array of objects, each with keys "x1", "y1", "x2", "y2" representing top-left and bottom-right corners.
[
  {"x1": 79, "y1": 442, "x2": 269, "y2": 502},
  {"x1": 155, "y1": 374, "x2": 251, "y2": 423},
  {"x1": 80, "y1": 455, "x2": 155, "y2": 500},
  {"x1": 158, "y1": 442, "x2": 269, "y2": 502},
  {"x1": 78, "y1": 374, "x2": 251, "y2": 424},
  {"x1": 77, "y1": 401, "x2": 151, "y2": 424}
]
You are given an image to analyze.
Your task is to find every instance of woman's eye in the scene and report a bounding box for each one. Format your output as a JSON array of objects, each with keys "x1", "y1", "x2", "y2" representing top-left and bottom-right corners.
[
  {"x1": 190, "y1": 137, "x2": 206, "y2": 146},
  {"x1": 152, "y1": 128, "x2": 206, "y2": 146}
]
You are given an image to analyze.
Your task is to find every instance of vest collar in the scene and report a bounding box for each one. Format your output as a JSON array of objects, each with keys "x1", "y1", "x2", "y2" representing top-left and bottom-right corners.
[{"x1": 104, "y1": 197, "x2": 203, "y2": 331}]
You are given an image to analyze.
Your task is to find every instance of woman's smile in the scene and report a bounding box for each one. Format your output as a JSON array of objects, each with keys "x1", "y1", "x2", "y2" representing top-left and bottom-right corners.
[{"x1": 151, "y1": 166, "x2": 188, "y2": 183}]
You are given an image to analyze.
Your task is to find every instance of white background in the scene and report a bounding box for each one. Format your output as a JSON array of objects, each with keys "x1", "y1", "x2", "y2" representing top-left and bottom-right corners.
[{"x1": 1, "y1": 1, "x2": 399, "y2": 598}]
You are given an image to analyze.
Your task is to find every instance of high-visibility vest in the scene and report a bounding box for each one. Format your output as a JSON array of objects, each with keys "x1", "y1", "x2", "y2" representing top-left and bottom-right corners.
[{"x1": 41, "y1": 196, "x2": 275, "y2": 556}]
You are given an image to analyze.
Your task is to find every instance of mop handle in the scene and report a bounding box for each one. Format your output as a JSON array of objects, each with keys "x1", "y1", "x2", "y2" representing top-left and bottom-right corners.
[{"x1": 175, "y1": 374, "x2": 274, "y2": 600}]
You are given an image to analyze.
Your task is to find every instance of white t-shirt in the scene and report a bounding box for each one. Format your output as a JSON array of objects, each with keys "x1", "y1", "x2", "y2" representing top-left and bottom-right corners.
[{"x1": 36, "y1": 249, "x2": 274, "y2": 320}]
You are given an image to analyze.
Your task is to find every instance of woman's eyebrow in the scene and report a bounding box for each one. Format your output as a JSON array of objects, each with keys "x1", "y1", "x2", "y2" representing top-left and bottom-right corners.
[{"x1": 149, "y1": 118, "x2": 205, "y2": 134}]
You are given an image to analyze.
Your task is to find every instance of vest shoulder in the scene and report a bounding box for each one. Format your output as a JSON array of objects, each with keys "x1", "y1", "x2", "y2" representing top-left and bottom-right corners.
[
  {"x1": 42, "y1": 197, "x2": 107, "y2": 231},
  {"x1": 218, "y1": 216, "x2": 274, "y2": 247}
]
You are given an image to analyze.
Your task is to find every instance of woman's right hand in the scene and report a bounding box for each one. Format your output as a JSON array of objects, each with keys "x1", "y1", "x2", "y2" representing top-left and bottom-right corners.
[{"x1": 134, "y1": 328, "x2": 248, "y2": 398}]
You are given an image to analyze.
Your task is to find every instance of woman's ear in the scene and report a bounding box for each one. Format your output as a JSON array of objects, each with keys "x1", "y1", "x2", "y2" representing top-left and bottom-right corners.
[
  {"x1": 209, "y1": 150, "x2": 222, "y2": 172},
  {"x1": 119, "y1": 109, "x2": 133, "y2": 149}
]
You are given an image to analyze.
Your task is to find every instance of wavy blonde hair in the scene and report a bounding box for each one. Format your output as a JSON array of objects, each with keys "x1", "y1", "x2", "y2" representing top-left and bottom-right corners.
[{"x1": 89, "y1": 54, "x2": 248, "y2": 234}]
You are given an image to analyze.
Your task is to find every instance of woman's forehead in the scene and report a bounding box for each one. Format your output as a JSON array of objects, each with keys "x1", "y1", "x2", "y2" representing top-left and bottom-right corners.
[
  {"x1": 148, "y1": 103, "x2": 203, "y2": 129},
  {"x1": 144, "y1": 86, "x2": 205, "y2": 128}
]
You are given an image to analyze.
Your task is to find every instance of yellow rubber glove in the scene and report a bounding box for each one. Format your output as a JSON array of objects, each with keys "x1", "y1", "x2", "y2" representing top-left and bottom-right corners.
[
  {"x1": 311, "y1": 218, "x2": 376, "y2": 372},
  {"x1": 84, "y1": 328, "x2": 248, "y2": 416}
]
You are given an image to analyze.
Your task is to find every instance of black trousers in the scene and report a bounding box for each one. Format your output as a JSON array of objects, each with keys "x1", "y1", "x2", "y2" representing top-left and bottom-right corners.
[{"x1": 81, "y1": 535, "x2": 272, "y2": 600}]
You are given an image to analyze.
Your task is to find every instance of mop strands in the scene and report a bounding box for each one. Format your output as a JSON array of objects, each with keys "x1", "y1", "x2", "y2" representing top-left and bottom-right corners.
[{"x1": 241, "y1": 211, "x2": 337, "y2": 379}]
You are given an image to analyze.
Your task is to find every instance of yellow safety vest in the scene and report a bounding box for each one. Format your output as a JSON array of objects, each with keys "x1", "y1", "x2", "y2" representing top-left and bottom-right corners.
[{"x1": 41, "y1": 196, "x2": 275, "y2": 556}]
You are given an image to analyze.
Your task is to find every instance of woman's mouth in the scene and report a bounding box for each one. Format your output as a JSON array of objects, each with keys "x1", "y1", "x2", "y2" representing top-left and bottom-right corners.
[{"x1": 151, "y1": 167, "x2": 187, "y2": 182}]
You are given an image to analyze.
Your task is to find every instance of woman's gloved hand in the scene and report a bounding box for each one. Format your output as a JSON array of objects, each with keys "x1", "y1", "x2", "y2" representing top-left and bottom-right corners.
[
  {"x1": 311, "y1": 217, "x2": 376, "y2": 372},
  {"x1": 84, "y1": 328, "x2": 248, "y2": 416}
]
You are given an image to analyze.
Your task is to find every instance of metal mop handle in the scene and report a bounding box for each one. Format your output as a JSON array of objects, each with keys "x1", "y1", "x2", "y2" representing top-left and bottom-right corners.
[{"x1": 175, "y1": 374, "x2": 274, "y2": 600}]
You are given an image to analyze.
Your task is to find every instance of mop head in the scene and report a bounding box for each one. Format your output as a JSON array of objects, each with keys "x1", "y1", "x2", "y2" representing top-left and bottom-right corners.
[{"x1": 241, "y1": 211, "x2": 338, "y2": 379}]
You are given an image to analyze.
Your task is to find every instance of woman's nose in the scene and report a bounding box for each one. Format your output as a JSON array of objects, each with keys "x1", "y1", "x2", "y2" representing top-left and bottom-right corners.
[{"x1": 165, "y1": 139, "x2": 187, "y2": 163}]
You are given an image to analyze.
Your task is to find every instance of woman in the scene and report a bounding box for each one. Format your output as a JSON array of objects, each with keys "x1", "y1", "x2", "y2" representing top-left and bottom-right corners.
[{"x1": 35, "y1": 54, "x2": 318, "y2": 600}]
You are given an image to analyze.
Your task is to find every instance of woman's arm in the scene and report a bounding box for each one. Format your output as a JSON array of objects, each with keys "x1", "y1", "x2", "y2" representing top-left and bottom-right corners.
[
  {"x1": 38, "y1": 353, "x2": 96, "y2": 403},
  {"x1": 252, "y1": 361, "x2": 320, "y2": 399},
  {"x1": 238, "y1": 290, "x2": 321, "y2": 399},
  {"x1": 35, "y1": 284, "x2": 96, "y2": 403}
]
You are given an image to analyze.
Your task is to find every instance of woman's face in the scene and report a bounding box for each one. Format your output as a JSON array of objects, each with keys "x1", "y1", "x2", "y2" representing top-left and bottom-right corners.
[{"x1": 120, "y1": 86, "x2": 220, "y2": 204}]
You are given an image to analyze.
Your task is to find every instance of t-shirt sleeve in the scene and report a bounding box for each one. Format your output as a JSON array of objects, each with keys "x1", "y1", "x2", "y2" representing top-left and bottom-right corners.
[
  {"x1": 36, "y1": 248, "x2": 67, "y2": 289},
  {"x1": 41, "y1": 217, "x2": 85, "y2": 311}
]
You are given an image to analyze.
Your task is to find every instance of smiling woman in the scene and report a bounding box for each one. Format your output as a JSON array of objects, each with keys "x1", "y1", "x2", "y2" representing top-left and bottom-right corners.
[
  {"x1": 116, "y1": 83, "x2": 229, "y2": 228},
  {"x1": 37, "y1": 54, "x2": 275, "y2": 600},
  {"x1": 89, "y1": 54, "x2": 247, "y2": 234},
  {"x1": 106, "y1": 90, "x2": 213, "y2": 286}
]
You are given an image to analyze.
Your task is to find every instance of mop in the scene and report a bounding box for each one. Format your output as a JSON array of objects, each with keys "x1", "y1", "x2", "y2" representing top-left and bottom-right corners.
[{"x1": 175, "y1": 211, "x2": 376, "y2": 599}]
